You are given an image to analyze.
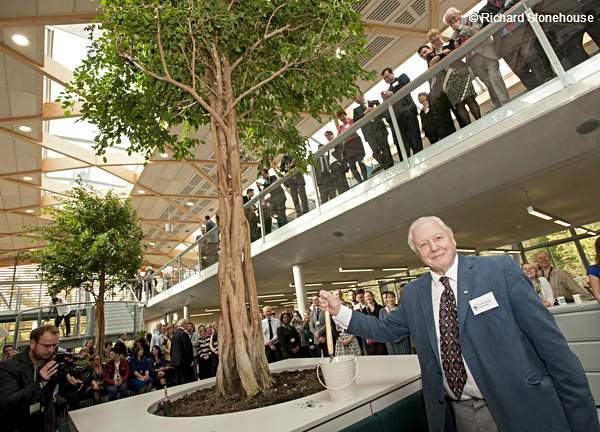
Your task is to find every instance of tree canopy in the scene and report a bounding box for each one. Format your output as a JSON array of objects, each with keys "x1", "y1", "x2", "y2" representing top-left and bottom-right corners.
[
  {"x1": 61, "y1": 0, "x2": 371, "y2": 165},
  {"x1": 29, "y1": 184, "x2": 143, "y2": 299}
]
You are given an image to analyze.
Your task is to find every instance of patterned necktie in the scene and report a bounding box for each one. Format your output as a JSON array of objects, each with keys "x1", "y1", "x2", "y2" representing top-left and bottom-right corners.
[{"x1": 439, "y1": 276, "x2": 467, "y2": 399}]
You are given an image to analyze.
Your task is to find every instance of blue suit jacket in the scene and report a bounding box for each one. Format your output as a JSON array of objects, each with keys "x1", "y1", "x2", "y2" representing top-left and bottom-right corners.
[{"x1": 347, "y1": 255, "x2": 598, "y2": 432}]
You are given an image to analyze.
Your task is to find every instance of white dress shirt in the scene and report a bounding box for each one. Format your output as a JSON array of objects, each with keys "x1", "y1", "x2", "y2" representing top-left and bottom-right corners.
[
  {"x1": 261, "y1": 317, "x2": 281, "y2": 344},
  {"x1": 334, "y1": 255, "x2": 483, "y2": 400},
  {"x1": 429, "y1": 256, "x2": 483, "y2": 400}
]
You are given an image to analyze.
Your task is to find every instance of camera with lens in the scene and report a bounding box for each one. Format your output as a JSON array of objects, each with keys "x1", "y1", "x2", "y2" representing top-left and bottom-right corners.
[{"x1": 54, "y1": 352, "x2": 92, "y2": 384}]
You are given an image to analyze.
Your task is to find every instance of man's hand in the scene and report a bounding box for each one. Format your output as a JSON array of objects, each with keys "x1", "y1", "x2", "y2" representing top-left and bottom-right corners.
[
  {"x1": 39, "y1": 360, "x2": 58, "y2": 383},
  {"x1": 318, "y1": 290, "x2": 342, "y2": 316}
]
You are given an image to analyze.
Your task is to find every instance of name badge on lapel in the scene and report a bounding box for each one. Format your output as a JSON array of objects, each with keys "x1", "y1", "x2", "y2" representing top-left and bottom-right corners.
[{"x1": 469, "y1": 292, "x2": 499, "y2": 316}]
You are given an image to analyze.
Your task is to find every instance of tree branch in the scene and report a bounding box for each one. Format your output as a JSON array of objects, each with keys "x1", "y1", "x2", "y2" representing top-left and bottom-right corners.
[
  {"x1": 227, "y1": 59, "x2": 299, "y2": 116},
  {"x1": 230, "y1": 23, "x2": 304, "y2": 72},
  {"x1": 118, "y1": 51, "x2": 228, "y2": 132},
  {"x1": 264, "y1": 2, "x2": 287, "y2": 38},
  {"x1": 155, "y1": 9, "x2": 172, "y2": 80}
]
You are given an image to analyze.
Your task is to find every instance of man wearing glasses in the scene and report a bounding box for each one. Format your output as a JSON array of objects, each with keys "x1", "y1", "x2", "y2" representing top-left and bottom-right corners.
[{"x1": 0, "y1": 324, "x2": 60, "y2": 432}]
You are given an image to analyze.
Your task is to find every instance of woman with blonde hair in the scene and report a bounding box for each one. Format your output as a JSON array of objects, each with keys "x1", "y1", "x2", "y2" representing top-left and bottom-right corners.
[{"x1": 522, "y1": 262, "x2": 554, "y2": 307}]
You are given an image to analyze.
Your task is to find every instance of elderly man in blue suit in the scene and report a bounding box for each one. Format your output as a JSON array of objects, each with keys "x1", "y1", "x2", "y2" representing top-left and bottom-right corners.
[{"x1": 319, "y1": 216, "x2": 597, "y2": 432}]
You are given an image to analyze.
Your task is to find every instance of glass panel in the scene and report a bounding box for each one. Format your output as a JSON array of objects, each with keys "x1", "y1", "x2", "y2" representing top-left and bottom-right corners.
[
  {"x1": 524, "y1": 241, "x2": 587, "y2": 279},
  {"x1": 256, "y1": 169, "x2": 290, "y2": 235},
  {"x1": 581, "y1": 234, "x2": 600, "y2": 267},
  {"x1": 409, "y1": 16, "x2": 558, "y2": 166},
  {"x1": 180, "y1": 247, "x2": 200, "y2": 281},
  {"x1": 531, "y1": 0, "x2": 600, "y2": 71},
  {"x1": 199, "y1": 225, "x2": 219, "y2": 269}
]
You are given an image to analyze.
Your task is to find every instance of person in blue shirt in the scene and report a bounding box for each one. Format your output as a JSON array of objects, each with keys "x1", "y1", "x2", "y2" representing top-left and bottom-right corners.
[
  {"x1": 128, "y1": 346, "x2": 152, "y2": 394},
  {"x1": 588, "y1": 237, "x2": 600, "y2": 303}
]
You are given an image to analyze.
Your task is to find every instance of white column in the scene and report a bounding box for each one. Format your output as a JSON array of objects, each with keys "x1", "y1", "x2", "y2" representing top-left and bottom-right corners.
[
  {"x1": 292, "y1": 264, "x2": 308, "y2": 314},
  {"x1": 183, "y1": 305, "x2": 190, "y2": 320}
]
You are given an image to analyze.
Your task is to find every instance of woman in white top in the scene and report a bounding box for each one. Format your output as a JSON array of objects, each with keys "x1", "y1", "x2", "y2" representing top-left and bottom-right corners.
[{"x1": 522, "y1": 263, "x2": 554, "y2": 307}]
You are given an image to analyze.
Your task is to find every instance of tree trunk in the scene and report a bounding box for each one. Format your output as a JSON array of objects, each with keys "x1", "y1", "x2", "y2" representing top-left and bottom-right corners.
[
  {"x1": 212, "y1": 57, "x2": 272, "y2": 398},
  {"x1": 95, "y1": 272, "x2": 106, "y2": 359}
]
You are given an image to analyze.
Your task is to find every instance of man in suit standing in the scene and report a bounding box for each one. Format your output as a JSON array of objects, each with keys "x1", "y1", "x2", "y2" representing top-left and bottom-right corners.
[
  {"x1": 381, "y1": 67, "x2": 423, "y2": 158},
  {"x1": 280, "y1": 155, "x2": 309, "y2": 216},
  {"x1": 313, "y1": 143, "x2": 335, "y2": 203},
  {"x1": 353, "y1": 95, "x2": 393, "y2": 171},
  {"x1": 309, "y1": 295, "x2": 337, "y2": 356},
  {"x1": 261, "y1": 306, "x2": 281, "y2": 363},
  {"x1": 324, "y1": 131, "x2": 350, "y2": 198},
  {"x1": 259, "y1": 168, "x2": 288, "y2": 228},
  {"x1": 171, "y1": 319, "x2": 194, "y2": 385},
  {"x1": 319, "y1": 216, "x2": 597, "y2": 432}
]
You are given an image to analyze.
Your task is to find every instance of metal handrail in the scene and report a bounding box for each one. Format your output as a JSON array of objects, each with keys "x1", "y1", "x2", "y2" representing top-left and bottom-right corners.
[{"x1": 14, "y1": 299, "x2": 145, "y2": 320}]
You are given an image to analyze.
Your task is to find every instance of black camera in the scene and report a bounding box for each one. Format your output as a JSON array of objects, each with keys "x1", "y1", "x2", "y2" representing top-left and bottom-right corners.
[{"x1": 368, "y1": 100, "x2": 379, "y2": 107}]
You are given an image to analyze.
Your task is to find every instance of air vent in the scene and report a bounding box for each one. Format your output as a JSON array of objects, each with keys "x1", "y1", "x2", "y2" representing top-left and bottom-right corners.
[
  {"x1": 188, "y1": 175, "x2": 201, "y2": 186},
  {"x1": 353, "y1": 0, "x2": 371, "y2": 13},
  {"x1": 181, "y1": 184, "x2": 194, "y2": 194},
  {"x1": 366, "y1": 0, "x2": 401, "y2": 22},
  {"x1": 394, "y1": 10, "x2": 415, "y2": 25},
  {"x1": 411, "y1": 0, "x2": 426, "y2": 17},
  {"x1": 359, "y1": 36, "x2": 394, "y2": 66}
]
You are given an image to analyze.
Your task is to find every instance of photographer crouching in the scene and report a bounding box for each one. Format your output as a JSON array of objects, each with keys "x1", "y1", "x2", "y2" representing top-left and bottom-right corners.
[{"x1": 0, "y1": 324, "x2": 60, "y2": 432}]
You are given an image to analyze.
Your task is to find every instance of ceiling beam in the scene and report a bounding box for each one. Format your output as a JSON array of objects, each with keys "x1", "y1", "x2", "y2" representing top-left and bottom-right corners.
[
  {"x1": 0, "y1": 177, "x2": 71, "y2": 197},
  {"x1": 187, "y1": 162, "x2": 218, "y2": 187},
  {"x1": 131, "y1": 193, "x2": 218, "y2": 200},
  {"x1": 139, "y1": 218, "x2": 203, "y2": 225},
  {"x1": 0, "y1": 13, "x2": 99, "y2": 27},
  {"x1": 0, "y1": 42, "x2": 74, "y2": 85},
  {"x1": 430, "y1": 0, "x2": 439, "y2": 29},
  {"x1": 365, "y1": 23, "x2": 428, "y2": 40},
  {"x1": 0, "y1": 101, "x2": 82, "y2": 124},
  {"x1": 0, "y1": 169, "x2": 41, "y2": 180}
]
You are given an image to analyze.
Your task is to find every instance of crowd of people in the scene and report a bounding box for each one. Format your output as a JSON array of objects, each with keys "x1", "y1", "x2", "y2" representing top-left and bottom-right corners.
[
  {"x1": 241, "y1": 2, "x2": 600, "y2": 215},
  {"x1": 0, "y1": 320, "x2": 221, "y2": 417},
  {"x1": 260, "y1": 288, "x2": 415, "y2": 363}
]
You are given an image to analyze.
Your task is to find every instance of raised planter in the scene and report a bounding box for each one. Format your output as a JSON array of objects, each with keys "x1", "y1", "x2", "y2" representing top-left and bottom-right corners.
[{"x1": 69, "y1": 356, "x2": 423, "y2": 432}]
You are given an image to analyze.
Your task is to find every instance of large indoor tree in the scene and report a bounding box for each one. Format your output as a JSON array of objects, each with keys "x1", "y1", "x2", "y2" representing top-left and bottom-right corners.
[
  {"x1": 29, "y1": 184, "x2": 144, "y2": 354},
  {"x1": 61, "y1": 0, "x2": 370, "y2": 397}
]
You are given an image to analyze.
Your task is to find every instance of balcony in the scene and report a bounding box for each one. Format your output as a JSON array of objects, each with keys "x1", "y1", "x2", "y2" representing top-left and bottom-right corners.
[{"x1": 144, "y1": 2, "x2": 600, "y2": 319}]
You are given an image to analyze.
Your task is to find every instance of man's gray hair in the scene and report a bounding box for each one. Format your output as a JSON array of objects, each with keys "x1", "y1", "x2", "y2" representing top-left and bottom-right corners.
[
  {"x1": 407, "y1": 216, "x2": 454, "y2": 252},
  {"x1": 177, "y1": 318, "x2": 189, "y2": 327},
  {"x1": 443, "y1": 7, "x2": 462, "y2": 25}
]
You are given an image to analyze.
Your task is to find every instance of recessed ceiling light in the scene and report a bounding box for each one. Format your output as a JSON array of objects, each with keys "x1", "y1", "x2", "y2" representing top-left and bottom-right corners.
[
  {"x1": 18, "y1": 125, "x2": 32, "y2": 133},
  {"x1": 185, "y1": 201, "x2": 194, "y2": 207},
  {"x1": 11, "y1": 34, "x2": 29, "y2": 47},
  {"x1": 160, "y1": 152, "x2": 169, "y2": 158},
  {"x1": 526, "y1": 206, "x2": 553, "y2": 221},
  {"x1": 576, "y1": 119, "x2": 600, "y2": 135},
  {"x1": 25, "y1": 209, "x2": 35, "y2": 213},
  {"x1": 553, "y1": 219, "x2": 571, "y2": 227},
  {"x1": 148, "y1": 242, "x2": 156, "y2": 246},
  {"x1": 22, "y1": 176, "x2": 34, "y2": 181},
  {"x1": 138, "y1": 189, "x2": 145, "y2": 194}
]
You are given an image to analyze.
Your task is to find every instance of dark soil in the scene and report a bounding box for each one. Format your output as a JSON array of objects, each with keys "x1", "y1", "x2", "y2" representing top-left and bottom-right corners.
[{"x1": 159, "y1": 369, "x2": 324, "y2": 417}]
